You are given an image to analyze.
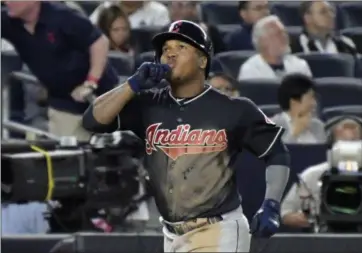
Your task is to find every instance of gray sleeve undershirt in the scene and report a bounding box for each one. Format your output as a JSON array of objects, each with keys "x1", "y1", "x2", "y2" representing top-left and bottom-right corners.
[{"x1": 265, "y1": 165, "x2": 290, "y2": 202}]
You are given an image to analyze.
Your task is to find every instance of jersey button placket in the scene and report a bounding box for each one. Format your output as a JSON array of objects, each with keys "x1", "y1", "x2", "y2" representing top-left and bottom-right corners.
[
  {"x1": 169, "y1": 161, "x2": 177, "y2": 216},
  {"x1": 169, "y1": 162, "x2": 175, "y2": 194},
  {"x1": 177, "y1": 105, "x2": 185, "y2": 123}
]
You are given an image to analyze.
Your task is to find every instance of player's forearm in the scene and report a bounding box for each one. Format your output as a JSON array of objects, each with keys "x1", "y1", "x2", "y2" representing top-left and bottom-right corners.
[
  {"x1": 91, "y1": 82, "x2": 135, "y2": 124},
  {"x1": 265, "y1": 164, "x2": 290, "y2": 202}
]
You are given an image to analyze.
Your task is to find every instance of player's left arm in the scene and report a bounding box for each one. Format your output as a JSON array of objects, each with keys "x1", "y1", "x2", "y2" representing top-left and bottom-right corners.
[{"x1": 237, "y1": 98, "x2": 290, "y2": 202}]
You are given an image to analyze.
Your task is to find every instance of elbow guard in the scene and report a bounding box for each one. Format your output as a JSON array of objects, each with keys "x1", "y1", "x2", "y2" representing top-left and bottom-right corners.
[
  {"x1": 82, "y1": 105, "x2": 98, "y2": 131},
  {"x1": 82, "y1": 105, "x2": 118, "y2": 133}
]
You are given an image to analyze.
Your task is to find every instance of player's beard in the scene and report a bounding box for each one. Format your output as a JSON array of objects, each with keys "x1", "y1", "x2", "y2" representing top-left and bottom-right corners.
[{"x1": 167, "y1": 69, "x2": 185, "y2": 86}]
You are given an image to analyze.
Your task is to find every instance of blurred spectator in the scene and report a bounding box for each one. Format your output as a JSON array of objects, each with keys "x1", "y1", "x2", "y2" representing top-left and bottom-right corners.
[
  {"x1": 208, "y1": 72, "x2": 239, "y2": 97},
  {"x1": 281, "y1": 116, "x2": 362, "y2": 230},
  {"x1": 2, "y1": 202, "x2": 49, "y2": 234},
  {"x1": 225, "y1": 1, "x2": 270, "y2": 51},
  {"x1": 291, "y1": 1, "x2": 357, "y2": 55},
  {"x1": 166, "y1": 1, "x2": 225, "y2": 54},
  {"x1": 271, "y1": 73, "x2": 326, "y2": 144},
  {"x1": 238, "y1": 16, "x2": 312, "y2": 80},
  {"x1": 90, "y1": 1, "x2": 170, "y2": 28},
  {"x1": 2, "y1": 1, "x2": 119, "y2": 141},
  {"x1": 96, "y1": 4, "x2": 134, "y2": 55}
]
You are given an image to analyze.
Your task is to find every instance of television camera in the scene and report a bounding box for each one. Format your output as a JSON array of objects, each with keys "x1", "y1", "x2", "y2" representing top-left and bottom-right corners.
[
  {"x1": 1, "y1": 122, "x2": 149, "y2": 233},
  {"x1": 319, "y1": 140, "x2": 362, "y2": 232}
]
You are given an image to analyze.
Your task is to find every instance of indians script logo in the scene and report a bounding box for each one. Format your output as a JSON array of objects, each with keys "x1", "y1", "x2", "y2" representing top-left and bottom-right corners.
[{"x1": 145, "y1": 123, "x2": 228, "y2": 160}]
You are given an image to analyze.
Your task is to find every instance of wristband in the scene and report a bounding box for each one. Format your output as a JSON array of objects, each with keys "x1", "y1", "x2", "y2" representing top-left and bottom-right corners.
[
  {"x1": 86, "y1": 75, "x2": 99, "y2": 84},
  {"x1": 127, "y1": 77, "x2": 140, "y2": 93}
]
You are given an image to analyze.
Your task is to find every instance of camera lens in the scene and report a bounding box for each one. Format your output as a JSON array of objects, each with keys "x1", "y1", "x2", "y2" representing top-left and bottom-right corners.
[{"x1": 325, "y1": 182, "x2": 362, "y2": 215}]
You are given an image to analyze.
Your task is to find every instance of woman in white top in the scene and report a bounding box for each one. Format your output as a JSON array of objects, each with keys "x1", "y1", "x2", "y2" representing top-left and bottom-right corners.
[{"x1": 90, "y1": 1, "x2": 170, "y2": 29}]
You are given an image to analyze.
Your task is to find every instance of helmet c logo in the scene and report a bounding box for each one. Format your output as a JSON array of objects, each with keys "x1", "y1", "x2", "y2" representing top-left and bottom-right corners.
[{"x1": 171, "y1": 21, "x2": 183, "y2": 33}]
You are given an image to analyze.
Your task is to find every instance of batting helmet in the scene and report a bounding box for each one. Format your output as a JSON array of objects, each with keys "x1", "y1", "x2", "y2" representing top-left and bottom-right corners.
[{"x1": 152, "y1": 20, "x2": 213, "y2": 78}]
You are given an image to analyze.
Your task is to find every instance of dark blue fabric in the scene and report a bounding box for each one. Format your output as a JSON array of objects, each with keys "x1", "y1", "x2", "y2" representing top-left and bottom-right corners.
[{"x1": 225, "y1": 23, "x2": 254, "y2": 51}]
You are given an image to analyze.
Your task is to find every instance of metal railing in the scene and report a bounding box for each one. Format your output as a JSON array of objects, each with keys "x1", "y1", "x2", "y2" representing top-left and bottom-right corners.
[
  {"x1": 2, "y1": 70, "x2": 54, "y2": 140},
  {"x1": 2, "y1": 69, "x2": 95, "y2": 141},
  {"x1": 2, "y1": 120, "x2": 60, "y2": 141}
]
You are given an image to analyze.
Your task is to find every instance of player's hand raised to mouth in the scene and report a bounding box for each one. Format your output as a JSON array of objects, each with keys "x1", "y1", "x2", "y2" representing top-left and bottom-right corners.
[{"x1": 127, "y1": 62, "x2": 171, "y2": 93}]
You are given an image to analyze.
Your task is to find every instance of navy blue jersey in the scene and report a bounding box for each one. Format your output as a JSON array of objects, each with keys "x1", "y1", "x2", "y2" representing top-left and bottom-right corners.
[{"x1": 93, "y1": 84, "x2": 283, "y2": 221}]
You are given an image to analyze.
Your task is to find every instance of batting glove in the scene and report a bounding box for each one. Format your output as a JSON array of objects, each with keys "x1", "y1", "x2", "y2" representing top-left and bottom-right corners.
[
  {"x1": 250, "y1": 199, "x2": 281, "y2": 238},
  {"x1": 128, "y1": 62, "x2": 171, "y2": 93}
]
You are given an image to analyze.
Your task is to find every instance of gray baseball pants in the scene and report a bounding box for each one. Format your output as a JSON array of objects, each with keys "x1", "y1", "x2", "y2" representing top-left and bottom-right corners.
[{"x1": 161, "y1": 206, "x2": 251, "y2": 252}]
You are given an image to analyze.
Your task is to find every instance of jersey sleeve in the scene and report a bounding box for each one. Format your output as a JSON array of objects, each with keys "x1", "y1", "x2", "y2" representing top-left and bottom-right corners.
[
  {"x1": 83, "y1": 91, "x2": 144, "y2": 136},
  {"x1": 236, "y1": 98, "x2": 284, "y2": 158}
]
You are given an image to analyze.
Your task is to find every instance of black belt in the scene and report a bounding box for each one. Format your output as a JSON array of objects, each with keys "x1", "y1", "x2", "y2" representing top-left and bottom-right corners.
[{"x1": 164, "y1": 215, "x2": 223, "y2": 235}]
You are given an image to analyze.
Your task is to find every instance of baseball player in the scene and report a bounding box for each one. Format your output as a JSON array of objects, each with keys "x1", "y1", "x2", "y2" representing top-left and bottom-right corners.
[{"x1": 83, "y1": 20, "x2": 290, "y2": 252}]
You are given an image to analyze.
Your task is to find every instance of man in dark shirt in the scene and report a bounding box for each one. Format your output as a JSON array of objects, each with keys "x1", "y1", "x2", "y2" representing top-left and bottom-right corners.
[
  {"x1": 290, "y1": 1, "x2": 357, "y2": 55},
  {"x1": 2, "y1": 1, "x2": 119, "y2": 140},
  {"x1": 83, "y1": 20, "x2": 290, "y2": 252},
  {"x1": 225, "y1": 1, "x2": 270, "y2": 51}
]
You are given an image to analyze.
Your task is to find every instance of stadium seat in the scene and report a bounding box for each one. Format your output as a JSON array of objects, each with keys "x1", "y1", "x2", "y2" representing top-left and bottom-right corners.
[
  {"x1": 108, "y1": 52, "x2": 134, "y2": 76},
  {"x1": 236, "y1": 78, "x2": 280, "y2": 105},
  {"x1": 209, "y1": 58, "x2": 227, "y2": 75},
  {"x1": 214, "y1": 50, "x2": 255, "y2": 80},
  {"x1": 286, "y1": 26, "x2": 302, "y2": 42},
  {"x1": 200, "y1": 2, "x2": 240, "y2": 25},
  {"x1": 130, "y1": 27, "x2": 163, "y2": 54},
  {"x1": 338, "y1": 2, "x2": 362, "y2": 28},
  {"x1": 1, "y1": 51, "x2": 26, "y2": 129},
  {"x1": 1, "y1": 51, "x2": 23, "y2": 83},
  {"x1": 340, "y1": 27, "x2": 362, "y2": 54},
  {"x1": 134, "y1": 51, "x2": 155, "y2": 70},
  {"x1": 315, "y1": 77, "x2": 362, "y2": 108},
  {"x1": 216, "y1": 24, "x2": 240, "y2": 42},
  {"x1": 357, "y1": 54, "x2": 362, "y2": 78},
  {"x1": 322, "y1": 105, "x2": 362, "y2": 122},
  {"x1": 259, "y1": 104, "x2": 281, "y2": 117},
  {"x1": 295, "y1": 53, "x2": 356, "y2": 78},
  {"x1": 271, "y1": 2, "x2": 303, "y2": 27}
]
